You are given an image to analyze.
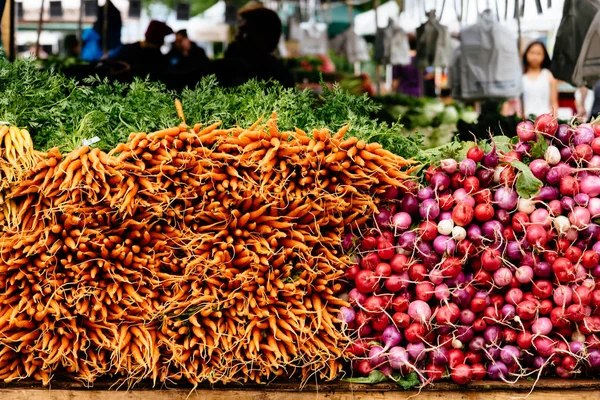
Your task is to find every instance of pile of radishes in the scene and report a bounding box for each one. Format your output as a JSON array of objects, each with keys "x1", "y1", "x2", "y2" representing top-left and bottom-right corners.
[{"x1": 340, "y1": 114, "x2": 600, "y2": 386}]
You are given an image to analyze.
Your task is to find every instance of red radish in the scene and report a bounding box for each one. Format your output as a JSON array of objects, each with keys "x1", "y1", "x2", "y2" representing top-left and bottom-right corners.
[
  {"x1": 415, "y1": 282, "x2": 435, "y2": 302},
  {"x1": 553, "y1": 257, "x2": 575, "y2": 283},
  {"x1": 392, "y1": 312, "x2": 410, "y2": 328},
  {"x1": 448, "y1": 349, "x2": 465, "y2": 369},
  {"x1": 512, "y1": 212, "x2": 530, "y2": 233},
  {"x1": 436, "y1": 303, "x2": 460, "y2": 325},
  {"x1": 355, "y1": 359, "x2": 373, "y2": 376},
  {"x1": 346, "y1": 264, "x2": 360, "y2": 280},
  {"x1": 582, "y1": 250, "x2": 600, "y2": 269},
  {"x1": 574, "y1": 143, "x2": 593, "y2": 161},
  {"x1": 517, "y1": 331, "x2": 533, "y2": 349},
  {"x1": 405, "y1": 323, "x2": 426, "y2": 343},
  {"x1": 408, "y1": 263, "x2": 427, "y2": 281},
  {"x1": 532, "y1": 280, "x2": 553, "y2": 299},
  {"x1": 592, "y1": 137, "x2": 600, "y2": 153},
  {"x1": 565, "y1": 242, "x2": 586, "y2": 262},
  {"x1": 360, "y1": 253, "x2": 381, "y2": 270},
  {"x1": 390, "y1": 254, "x2": 409, "y2": 273},
  {"x1": 560, "y1": 175, "x2": 579, "y2": 196},
  {"x1": 361, "y1": 235, "x2": 378, "y2": 250},
  {"x1": 474, "y1": 188, "x2": 492, "y2": 204},
  {"x1": 355, "y1": 270, "x2": 379, "y2": 293},
  {"x1": 371, "y1": 313, "x2": 390, "y2": 331},
  {"x1": 426, "y1": 364, "x2": 445, "y2": 382},
  {"x1": 481, "y1": 248, "x2": 502, "y2": 272},
  {"x1": 451, "y1": 173, "x2": 466, "y2": 189},
  {"x1": 526, "y1": 224, "x2": 549, "y2": 247},
  {"x1": 375, "y1": 262, "x2": 392, "y2": 278},
  {"x1": 463, "y1": 176, "x2": 480, "y2": 193},
  {"x1": 377, "y1": 240, "x2": 395, "y2": 260},
  {"x1": 392, "y1": 296, "x2": 409, "y2": 312},
  {"x1": 473, "y1": 269, "x2": 493, "y2": 287},
  {"x1": 419, "y1": 221, "x2": 438, "y2": 241},
  {"x1": 504, "y1": 150, "x2": 522, "y2": 163},
  {"x1": 517, "y1": 300, "x2": 538, "y2": 320},
  {"x1": 539, "y1": 299, "x2": 553, "y2": 314},
  {"x1": 517, "y1": 120, "x2": 536, "y2": 141},
  {"x1": 550, "y1": 307, "x2": 570, "y2": 328},
  {"x1": 471, "y1": 363, "x2": 487, "y2": 380},
  {"x1": 467, "y1": 146, "x2": 484, "y2": 162},
  {"x1": 499, "y1": 166, "x2": 517, "y2": 185},
  {"x1": 441, "y1": 257, "x2": 462, "y2": 279},
  {"x1": 471, "y1": 297, "x2": 488, "y2": 313},
  {"x1": 465, "y1": 350, "x2": 482, "y2": 364},
  {"x1": 450, "y1": 364, "x2": 472, "y2": 385},
  {"x1": 364, "y1": 296, "x2": 386, "y2": 314},
  {"x1": 452, "y1": 202, "x2": 474, "y2": 227},
  {"x1": 535, "y1": 113, "x2": 559, "y2": 136},
  {"x1": 385, "y1": 274, "x2": 407, "y2": 293},
  {"x1": 380, "y1": 231, "x2": 395, "y2": 243},
  {"x1": 474, "y1": 203, "x2": 495, "y2": 222},
  {"x1": 439, "y1": 193, "x2": 455, "y2": 210},
  {"x1": 348, "y1": 340, "x2": 369, "y2": 356},
  {"x1": 473, "y1": 318, "x2": 487, "y2": 331}
]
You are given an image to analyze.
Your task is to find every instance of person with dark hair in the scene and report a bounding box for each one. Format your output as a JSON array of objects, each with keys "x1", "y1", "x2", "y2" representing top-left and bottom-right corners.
[
  {"x1": 522, "y1": 41, "x2": 559, "y2": 117},
  {"x1": 81, "y1": 0, "x2": 122, "y2": 62},
  {"x1": 64, "y1": 34, "x2": 80, "y2": 58},
  {"x1": 167, "y1": 29, "x2": 209, "y2": 71},
  {"x1": 219, "y1": 7, "x2": 293, "y2": 87},
  {"x1": 111, "y1": 20, "x2": 173, "y2": 80}
]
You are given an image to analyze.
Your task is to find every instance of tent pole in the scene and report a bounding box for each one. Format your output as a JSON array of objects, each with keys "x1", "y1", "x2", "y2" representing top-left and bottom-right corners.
[
  {"x1": 516, "y1": 0, "x2": 524, "y2": 117},
  {"x1": 374, "y1": 0, "x2": 380, "y2": 94},
  {"x1": 102, "y1": 0, "x2": 109, "y2": 56},
  {"x1": 8, "y1": 0, "x2": 14, "y2": 61},
  {"x1": 35, "y1": 0, "x2": 45, "y2": 57},
  {"x1": 78, "y1": 0, "x2": 84, "y2": 50}
]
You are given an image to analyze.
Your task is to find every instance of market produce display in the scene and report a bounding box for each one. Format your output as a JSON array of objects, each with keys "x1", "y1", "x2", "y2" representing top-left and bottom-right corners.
[
  {"x1": 0, "y1": 58, "x2": 419, "y2": 159},
  {"x1": 341, "y1": 114, "x2": 600, "y2": 387},
  {"x1": 0, "y1": 106, "x2": 412, "y2": 386}
]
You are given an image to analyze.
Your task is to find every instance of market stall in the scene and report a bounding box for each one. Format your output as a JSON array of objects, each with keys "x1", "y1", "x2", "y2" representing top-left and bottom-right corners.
[{"x1": 0, "y1": 0, "x2": 599, "y2": 398}]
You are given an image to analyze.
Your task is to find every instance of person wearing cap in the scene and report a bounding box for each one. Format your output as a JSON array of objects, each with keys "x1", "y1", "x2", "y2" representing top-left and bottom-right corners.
[
  {"x1": 111, "y1": 20, "x2": 173, "y2": 80},
  {"x1": 167, "y1": 29, "x2": 209, "y2": 72},
  {"x1": 218, "y1": 7, "x2": 293, "y2": 88}
]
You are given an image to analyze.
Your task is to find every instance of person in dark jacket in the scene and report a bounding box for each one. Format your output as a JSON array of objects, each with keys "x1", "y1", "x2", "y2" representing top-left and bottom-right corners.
[
  {"x1": 111, "y1": 20, "x2": 173, "y2": 81},
  {"x1": 168, "y1": 29, "x2": 209, "y2": 72},
  {"x1": 81, "y1": 0, "x2": 122, "y2": 62},
  {"x1": 218, "y1": 7, "x2": 293, "y2": 88}
]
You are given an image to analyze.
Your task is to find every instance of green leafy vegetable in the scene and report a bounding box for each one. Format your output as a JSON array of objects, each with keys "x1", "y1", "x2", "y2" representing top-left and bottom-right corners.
[
  {"x1": 394, "y1": 372, "x2": 420, "y2": 390},
  {"x1": 0, "y1": 58, "x2": 421, "y2": 159},
  {"x1": 529, "y1": 137, "x2": 549, "y2": 160},
  {"x1": 511, "y1": 160, "x2": 543, "y2": 199},
  {"x1": 342, "y1": 370, "x2": 388, "y2": 384}
]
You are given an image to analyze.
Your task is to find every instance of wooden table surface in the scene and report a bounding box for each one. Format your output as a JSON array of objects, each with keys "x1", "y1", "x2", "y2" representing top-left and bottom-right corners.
[{"x1": 0, "y1": 379, "x2": 599, "y2": 400}]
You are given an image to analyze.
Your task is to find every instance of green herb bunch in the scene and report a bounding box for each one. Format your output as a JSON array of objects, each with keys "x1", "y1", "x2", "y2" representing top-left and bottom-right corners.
[{"x1": 0, "y1": 58, "x2": 421, "y2": 160}]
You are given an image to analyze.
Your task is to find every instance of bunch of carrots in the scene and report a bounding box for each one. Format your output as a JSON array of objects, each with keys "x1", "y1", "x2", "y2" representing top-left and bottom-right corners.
[
  {"x1": 0, "y1": 125, "x2": 41, "y2": 230},
  {"x1": 0, "y1": 106, "x2": 413, "y2": 386}
]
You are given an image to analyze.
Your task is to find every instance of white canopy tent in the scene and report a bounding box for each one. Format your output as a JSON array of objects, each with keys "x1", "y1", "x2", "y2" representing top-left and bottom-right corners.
[{"x1": 354, "y1": 0, "x2": 565, "y2": 36}]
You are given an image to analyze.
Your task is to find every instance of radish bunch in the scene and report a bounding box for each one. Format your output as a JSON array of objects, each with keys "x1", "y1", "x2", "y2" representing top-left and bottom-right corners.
[{"x1": 341, "y1": 114, "x2": 600, "y2": 386}]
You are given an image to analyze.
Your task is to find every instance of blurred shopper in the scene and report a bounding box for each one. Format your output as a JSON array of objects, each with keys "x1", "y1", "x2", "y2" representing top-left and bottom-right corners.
[
  {"x1": 81, "y1": 1, "x2": 122, "y2": 62},
  {"x1": 168, "y1": 29, "x2": 209, "y2": 71},
  {"x1": 590, "y1": 82, "x2": 600, "y2": 122},
  {"x1": 111, "y1": 20, "x2": 173, "y2": 80},
  {"x1": 64, "y1": 34, "x2": 80, "y2": 58},
  {"x1": 219, "y1": 7, "x2": 293, "y2": 88},
  {"x1": 522, "y1": 41, "x2": 559, "y2": 117}
]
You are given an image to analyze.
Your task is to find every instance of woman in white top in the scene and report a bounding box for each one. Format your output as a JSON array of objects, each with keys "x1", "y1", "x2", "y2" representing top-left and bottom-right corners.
[{"x1": 522, "y1": 41, "x2": 559, "y2": 118}]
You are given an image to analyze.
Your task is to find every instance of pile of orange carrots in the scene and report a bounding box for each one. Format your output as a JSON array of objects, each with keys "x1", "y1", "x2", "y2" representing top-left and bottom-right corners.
[{"x1": 0, "y1": 108, "x2": 413, "y2": 386}]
